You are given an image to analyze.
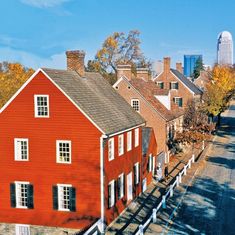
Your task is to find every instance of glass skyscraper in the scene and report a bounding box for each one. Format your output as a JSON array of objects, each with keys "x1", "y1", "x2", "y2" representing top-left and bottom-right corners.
[
  {"x1": 217, "y1": 31, "x2": 233, "y2": 66},
  {"x1": 183, "y1": 55, "x2": 202, "y2": 78}
]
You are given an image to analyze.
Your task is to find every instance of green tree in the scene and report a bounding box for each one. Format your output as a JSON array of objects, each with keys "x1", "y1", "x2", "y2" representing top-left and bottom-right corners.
[
  {"x1": 0, "y1": 62, "x2": 34, "y2": 108},
  {"x1": 193, "y1": 57, "x2": 203, "y2": 79},
  {"x1": 86, "y1": 30, "x2": 151, "y2": 84}
]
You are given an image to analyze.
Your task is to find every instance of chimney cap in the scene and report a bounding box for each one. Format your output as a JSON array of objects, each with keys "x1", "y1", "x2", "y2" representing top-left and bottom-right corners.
[
  {"x1": 66, "y1": 50, "x2": 85, "y2": 57},
  {"x1": 117, "y1": 64, "x2": 132, "y2": 70}
]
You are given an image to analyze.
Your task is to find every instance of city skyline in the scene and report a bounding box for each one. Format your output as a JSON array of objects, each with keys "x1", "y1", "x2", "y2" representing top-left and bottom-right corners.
[{"x1": 0, "y1": 0, "x2": 234, "y2": 69}]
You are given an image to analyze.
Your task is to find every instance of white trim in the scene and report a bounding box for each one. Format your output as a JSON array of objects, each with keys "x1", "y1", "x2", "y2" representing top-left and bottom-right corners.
[
  {"x1": 14, "y1": 138, "x2": 29, "y2": 161},
  {"x1": 56, "y1": 140, "x2": 72, "y2": 164},
  {"x1": 170, "y1": 70, "x2": 194, "y2": 94},
  {"x1": 99, "y1": 134, "x2": 107, "y2": 234},
  {"x1": 118, "y1": 173, "x2": 124, "y2": 199},
  {"x1": 15, "y1": 224, "x2": 30, "y2": 235},
  {"x1": 127, "y1": 131, "x2": 132, "y2": 152},
  {"x1": 135, "y1": 128, "x2": 139, "y2": 147},
  {"x1": 113, "y1": 77, "x2": 124, "y2": 88},
  {"x1": 57, "y1": 184, "x2": 72, "y2": 211},
  {"x1": 152, "y1": 71, "x2": 163, "y2": 81},
  {"x1": 84, "y1": 219, "x2": 102, "y2": 235},
  {"x1": 0, "y1": 69, "x2": 105, "y2": 134},
  {"x1": 108, "y1": 180, "x2": 115, "y2": 208},
  {"x1": 134, "y1": 162, "x2": 140, "y2": 184},
  {"x1": 170, "y1": 81, "x2": 179, "y2": 90},
  {"x1": 34, "y1": 94, "x2": 49, "y2": 118},
  {"x1": 108, "y1": 138, "x2": 115, "y2": 161},
  {"x1": 15, "y1": 181, "x2": 30, "y2": 209},
  {"x1": 118, "y1": 134, "x2": 124, "y2": 156}
]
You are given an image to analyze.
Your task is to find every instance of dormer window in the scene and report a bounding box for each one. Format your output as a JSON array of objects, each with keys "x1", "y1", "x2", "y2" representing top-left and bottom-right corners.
[
  {"x1": 34, "y1": 95, "x2": 49, "y2": 117},
  {"x1": 170, "y1": 82, "x2": 179, "y2": 90}
]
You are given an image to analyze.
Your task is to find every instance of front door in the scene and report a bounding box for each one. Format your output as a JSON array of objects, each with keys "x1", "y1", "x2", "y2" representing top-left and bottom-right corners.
[{"x1": 127, "y1": 172, "x2": 133, "y2": 201}]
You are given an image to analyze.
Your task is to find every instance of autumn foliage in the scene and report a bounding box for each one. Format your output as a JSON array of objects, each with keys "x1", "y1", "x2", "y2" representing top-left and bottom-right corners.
[{"x1": 0, "y1": 62, "x2": 34, "y2": 108}]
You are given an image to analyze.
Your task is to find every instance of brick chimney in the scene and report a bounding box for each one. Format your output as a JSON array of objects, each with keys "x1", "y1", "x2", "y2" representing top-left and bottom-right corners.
[
  {"x1": 117, "y1": 64, "x2": 132, "y2": 80},
  {"x1": 163, "y1": 57, "x2": 171, "y2": 73},
  {"x1": 136, "y1": 68, "x2": 149, "y2": 81},
  {"x1": 176, "y1": 62, "x2": 183, "y2": 73},
  {"x1": 66, "y1": 50, "x2": 85, "y2": 77}
]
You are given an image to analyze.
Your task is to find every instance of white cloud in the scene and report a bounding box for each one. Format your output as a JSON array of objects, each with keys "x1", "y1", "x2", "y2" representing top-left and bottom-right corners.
[
  {"x1": 0, "y1": 47, "x2": 66, "y2": 69},
  {"x1": 20, "y1": 0, "x2": 72, "y2": 8}
]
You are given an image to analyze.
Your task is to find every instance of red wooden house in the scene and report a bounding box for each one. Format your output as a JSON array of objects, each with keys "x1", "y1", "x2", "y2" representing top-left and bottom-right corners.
[{"x1": 0, "y1": 51, "x2": 147, "y2": 234}]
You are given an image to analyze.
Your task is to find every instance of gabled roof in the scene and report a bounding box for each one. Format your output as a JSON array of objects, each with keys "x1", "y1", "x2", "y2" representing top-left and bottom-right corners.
[
  {"x1": 123, "y1": 78, "x2": 184, "y2": 121},
  {"x1": 170, "y1": 69, "x2": 203, "y2": 95},
  {"x1": 41, "y1": 68, "x2": 145, "y2": 135}
]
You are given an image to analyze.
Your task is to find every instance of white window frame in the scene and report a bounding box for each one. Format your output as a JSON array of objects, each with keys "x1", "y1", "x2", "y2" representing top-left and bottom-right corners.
[
  {"x1": 108, "y1": 138, "x2": 115, "y2": 161},
  {"x1": 57, "y1": 183, "x2": 72, "y2": 211},
  {"x1": 118, "y1": 134, "x2": 124, "y2": 156},
  {"x1": 15, "y1": 181, "x2": 30, "y2": 209},
  {"x1": 34, "y1": 95, "x2": 49, "y2": 118},
  {"x1": 170, "y1": 81, "x2": 178, "y2": 90},
  {"x1": 134, "y1": 162, "x2": 140, "y2": 184},
  {"x1": 14, "y1": 138, "x2": 29, "y2": 161},
  {"x1": 118, "y1": 173, "x2": 124, "y2": 199},
  {"x1": 131, "y1": 99, "x2": 140, "y2": 112},
  {"x1": 148, "y1": 154, "x2": 153, "y2": 172},
  {"x1": 174, "y1": 97, "x2": 183, "y2": 107},
  {"x1": 127, "y1": 131, "x2": 132, "y2": 152},
  {"x1": 108, "y1": 180, "x2": 115, "y2": 208},
  {"x1": 56, "y1": 140, "x2": 72, "y2": 164},
  {"x1": 135, "y1": 128, "x2": 139, "y2": 147},
  {"x1": 15, "y1": 224, "x2": 30, "y2": 235}
]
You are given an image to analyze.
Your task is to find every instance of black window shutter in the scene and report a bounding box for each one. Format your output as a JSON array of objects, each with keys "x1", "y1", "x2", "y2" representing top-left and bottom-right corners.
[
  {"x1": 108, "y1": 184, "x2": 111, "y2": 208},
  {"x1": 52, "y1": 185, "x2": 58, "y2": 210},
  {"x1": 10, "y1": 183, "x2": 16, "y2": 208},
  {"x1": 123, "y1": 174, "x2": 126, "y2": 197},
  {"x1": 114, "y1": 181, "x2": 117, "y2": 203},
  {"x1": 69, "y1": 187, "x2": 76, "y2": 212},
  {"x1": 173, "y1": 97, "x2": 176, "y2": 103},
  {"x1": 179, "y1": 98, "x2": 183, "y2": 107},
  {"x1": 117, "y1": 177, "x2": 121, "y2": 199},
  {"x1": 176, "y1": 82, "x2": 179, "y2": 89},
  {"x1": 170, "y1": 82, "x2": 172, "y2": 89},
  {"x1": 134, "y1": 165, "x2": 137, "y2": 185},
  {"x1": 161, "y1": 83, "x2": 164, "y2": 89},
  {"x1": 27, "y1": 184, "x2": 34, "y2": 209},
  {"x1": 147, "y1": 158, "x2": 150, "y2": 172}
]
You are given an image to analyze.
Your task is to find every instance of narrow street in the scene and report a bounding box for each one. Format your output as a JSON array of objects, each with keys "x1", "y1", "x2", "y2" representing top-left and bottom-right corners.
[{"x1": 146, "y1": 101, "x2": 235, "y2": 235}]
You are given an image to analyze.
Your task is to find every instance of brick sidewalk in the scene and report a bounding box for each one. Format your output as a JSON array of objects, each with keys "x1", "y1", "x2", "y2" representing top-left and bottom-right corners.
[{"x1": 106, "y1": 144, "x2": 206, "y2": 234}]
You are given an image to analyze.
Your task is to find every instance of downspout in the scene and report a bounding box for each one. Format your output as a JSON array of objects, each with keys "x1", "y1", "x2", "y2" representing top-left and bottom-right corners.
[{"x1": 100, "y1": 134, "x2": 107, "y2": 234}]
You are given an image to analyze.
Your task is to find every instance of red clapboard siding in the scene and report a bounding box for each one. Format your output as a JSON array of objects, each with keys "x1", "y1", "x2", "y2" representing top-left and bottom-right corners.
[{"x1": 0, "y1": 71, "x2": 102, "y2": 229}]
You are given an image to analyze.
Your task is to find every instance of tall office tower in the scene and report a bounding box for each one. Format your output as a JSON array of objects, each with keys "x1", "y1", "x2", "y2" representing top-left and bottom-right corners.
[
  {"x1": 217, "y1": 31, "x2": 233, "y2": 65},
  {"x1": 184, "y1": 55, "x2": 202, "y2": 78}
]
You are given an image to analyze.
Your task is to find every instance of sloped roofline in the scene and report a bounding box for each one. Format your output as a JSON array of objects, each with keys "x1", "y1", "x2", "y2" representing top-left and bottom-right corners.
[
  {"x1": 114, "y1": 76, "x2": 169, "y2": 121},
  {"x1": 0, "y1": 68, "x2": 105, "y2": 134}
]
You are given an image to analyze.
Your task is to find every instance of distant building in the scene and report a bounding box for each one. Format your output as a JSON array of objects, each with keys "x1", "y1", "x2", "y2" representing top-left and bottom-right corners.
[
  {"x1": 217, "y1": 31, "x2": 233, "y2": 65},
  {"x1": 184, "y1": 55, "x2": 203, "y2": 78}
]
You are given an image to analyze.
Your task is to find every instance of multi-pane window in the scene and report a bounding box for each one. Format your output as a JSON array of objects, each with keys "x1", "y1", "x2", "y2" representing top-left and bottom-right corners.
[
  {"x1": 170, "y1": 82, "x2": 179, "y2": 90},
  {"x1": 53, "y1": 184, "x2": 76, "y2": 212},
  {"x1": 117, "y1": 173, "x2": 124, "y2": 199},
  {"x1": 156, "y1": 81, "x2": 164, "y2": 89},
  {"x1": 134, "y1": 162, "x2": 140, "y2": 185},
  {"x1": 173, "y1": 97, "x2": 183, "y2": 107},
  {"x1": 108, "y1": 138, "x2": 115, "y2": 161},
  {"x1": 127, "y1": 131, "x2": 132, "y2": 152},
  {"x1": 15, "y1": 224, "x2": 30, "y2": 235},
  {"x1": 131, "y1": 99, "x2": 140, "y2": 112},
  {"x1": 56, "y1": 140, "x2": 71, "y2": 163},
  {"x1": 135, "y1": 128, "x2": 139, "y2": 147},
  {"x1": 34, "y1": 95, "x2": 49, "y2": 117},
  {"x1": 108, "y1": 180, "x2": 115, "y2": 208},
  {"x1": 118, "y1": 134, "x2": 124, "y2": 156},
  {"x1": 14, "y1": 138, "x2": 29, "y2": 161},
  {"x1": 10, "y1": 182, "x2": 34, "y2": 209}
]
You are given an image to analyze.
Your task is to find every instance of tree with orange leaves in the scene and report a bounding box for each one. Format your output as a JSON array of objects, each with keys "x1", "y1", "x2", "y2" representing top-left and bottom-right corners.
[{"x1": 0, "y1": 62, "x2": 34, "y2": 108}]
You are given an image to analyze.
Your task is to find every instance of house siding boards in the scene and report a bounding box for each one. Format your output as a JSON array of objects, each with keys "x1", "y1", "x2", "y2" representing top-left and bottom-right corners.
[
  {"x1": 115, "y1": 78, "x2": 167, "y2": 155},
  {"x1": 0, "y1": 71, "x2": 102, "y2": 229},
  {"x1": 104, "y1": 129, "x2": 142, "y2": 224}
]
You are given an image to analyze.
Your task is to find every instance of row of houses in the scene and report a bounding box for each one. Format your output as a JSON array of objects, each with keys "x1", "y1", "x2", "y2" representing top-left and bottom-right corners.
[{"x1": 0, "y1": 50, "x2": 202, "y2": 235}]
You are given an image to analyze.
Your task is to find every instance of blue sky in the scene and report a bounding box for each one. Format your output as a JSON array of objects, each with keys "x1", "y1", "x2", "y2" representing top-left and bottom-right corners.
[{"x1": 0, "y1": 0, "x2": 234, "y2": 69}]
